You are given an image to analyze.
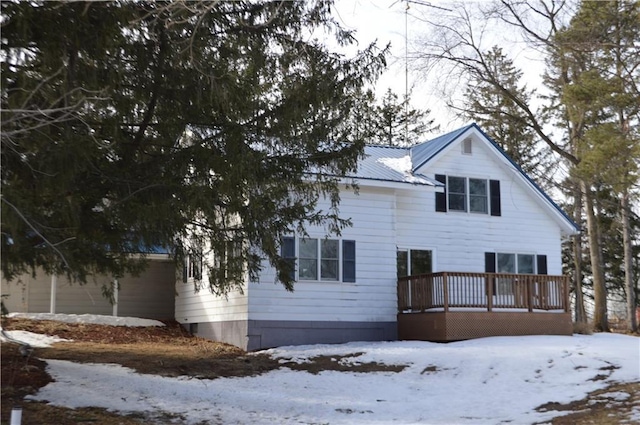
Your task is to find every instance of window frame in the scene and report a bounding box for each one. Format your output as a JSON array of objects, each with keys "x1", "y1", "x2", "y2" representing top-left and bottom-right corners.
[
  {"x1": 447, "y1": 176, "x2": 489, "y2": 214},
  {"x1": 397, "y1": 248, "x2": 434, "y2": 277},
  {"x1": 283, "y1": 236, "x2": 356, "y2": 283},
  {"x1": 183, "y1": 250, "x2": 203, "y2": 282},
  {"x1": 299, "y1": 238, "x2": 319, "y2": 281},
  {"x1": 469, "y1": 178, "x2": 488, "y2": 214},
  {"x1": 447, "y1": 176, "x2": 467, "y2": 212},
  {"x1": 496, "y1": 252, "x2": 537, "y2": 274}
]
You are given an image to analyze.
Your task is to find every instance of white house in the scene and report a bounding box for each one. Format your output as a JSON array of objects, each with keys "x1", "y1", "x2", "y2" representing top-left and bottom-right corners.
[{"x1": 176, "y1": 123, "x2": 580, "y2": 350}]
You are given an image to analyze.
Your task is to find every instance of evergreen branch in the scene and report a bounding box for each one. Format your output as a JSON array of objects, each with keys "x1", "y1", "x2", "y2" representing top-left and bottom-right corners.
[{"x1": 1, "y1": 197, "x2": 71, "y2": 271}]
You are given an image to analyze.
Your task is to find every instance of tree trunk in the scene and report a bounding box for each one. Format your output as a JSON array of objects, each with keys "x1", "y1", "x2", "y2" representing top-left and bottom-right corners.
[
  {"x1": 582, "y1": 182, "x2": 608, "y2": 331},
  {"x1": 621, "y1": 191, "x2": 637, "y2": 332},
  {"x1": 572, "y1": 185, "x2": 587, "y2": 324}
]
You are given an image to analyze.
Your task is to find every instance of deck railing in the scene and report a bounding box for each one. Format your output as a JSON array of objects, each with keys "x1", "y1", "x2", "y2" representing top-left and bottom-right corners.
[{"x1": 398, "y1": 272, "x2": 570, "y2": 313}]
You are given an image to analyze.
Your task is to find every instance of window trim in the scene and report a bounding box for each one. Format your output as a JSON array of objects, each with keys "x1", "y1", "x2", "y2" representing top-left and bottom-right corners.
[
  {"x1": 282, "y1": 236, "x2": 356, "y2": 283},
  {"x1": 469, "y1": 178, "x2": 488, "y2": 214},
  {"x1": 437, "y1": 174, "x2": 500, "y2": 216},
  {"x1": 183, "y1": 250, "x2": 203, "y2": 282},
  {"x1": 494, "y1": 252, "x2": 538, "y2": 274},
  {"x1": 397, "y1": 247, "x2": 434, "y2": 277},
  {"x1": 447, "y1": 176, "x2": 467, "y2": 212}
]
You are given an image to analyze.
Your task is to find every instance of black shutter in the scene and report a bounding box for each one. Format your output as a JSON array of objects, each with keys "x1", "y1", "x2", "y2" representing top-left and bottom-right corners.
[
  {"x1": 342, "y1": 240, "x2": 356, "y2": 282},
  {"x1": 537, "y1": 255, "x2": 548, "y2": 275},
  {"x1": 182, "y1": 260, "x2": 188, "y2": 282},
  {"x1": 490, "y1": 180, "x2": 501, "y2": 216},
  {"x1": 281, "y1": 237, "x2": 296, "y2": 281},
  {"x1": 194, "y1": 252, "x2": 203, "y2": 280},
  {"x1": 485, "y1": 252, "x2": 496, "y2": 296},
  {"x1": 485, "y1": 252, "x2": 496, "y2": 272},
  {"x1": 435, "y1": 174, "x2": 447, "y2": 212}
]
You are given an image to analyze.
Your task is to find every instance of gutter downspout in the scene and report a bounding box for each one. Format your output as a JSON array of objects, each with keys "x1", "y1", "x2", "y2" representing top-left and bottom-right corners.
[
  {"x1": 112, "y1": 278, "x2": 118, "y2": 317},
  {"x1": 49, "y1": 275, "x2": 57, "y2": 314}
]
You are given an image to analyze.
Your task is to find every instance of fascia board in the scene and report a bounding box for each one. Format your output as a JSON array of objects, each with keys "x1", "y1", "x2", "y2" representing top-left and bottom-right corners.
[{"x1": 337, "y1": 177, "x2": 440, "y2": 191}]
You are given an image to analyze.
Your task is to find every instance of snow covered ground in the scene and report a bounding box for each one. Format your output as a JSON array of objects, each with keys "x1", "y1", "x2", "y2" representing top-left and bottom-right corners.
[
  {"x1": 8, "y1": 314, "x2": 640, "y2": 424},
  {"x1": 7, "y1": 312, "x2": 164, "y2": 327}
]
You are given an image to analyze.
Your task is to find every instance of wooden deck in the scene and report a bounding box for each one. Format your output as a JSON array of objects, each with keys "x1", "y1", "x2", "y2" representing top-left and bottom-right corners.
[{"x1": 397, "y1": 272, "x2": 572, "y2": 341}]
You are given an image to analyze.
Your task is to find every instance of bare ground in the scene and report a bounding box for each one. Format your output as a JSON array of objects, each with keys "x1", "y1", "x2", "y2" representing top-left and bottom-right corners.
[{"x1": 1, "y1": 317, "x2": 638, "y2": 424}]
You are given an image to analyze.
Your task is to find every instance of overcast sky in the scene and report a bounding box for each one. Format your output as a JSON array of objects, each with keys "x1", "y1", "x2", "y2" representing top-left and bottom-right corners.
[
  {"x1": 332, "y1": 0, "x2": 550, "y2": 134},
  {"x1": 334, "y1": 0, "x2": 462, "y2": 132}
]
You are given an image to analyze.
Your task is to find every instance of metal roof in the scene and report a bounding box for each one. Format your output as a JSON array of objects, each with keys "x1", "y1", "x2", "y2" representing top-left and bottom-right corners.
[
  {"x1": 345, "y1": 125, "x2": 477, "y2": 186},
  {"x1": 347, "y1": 144, "x2": 440, "y2": 186}
]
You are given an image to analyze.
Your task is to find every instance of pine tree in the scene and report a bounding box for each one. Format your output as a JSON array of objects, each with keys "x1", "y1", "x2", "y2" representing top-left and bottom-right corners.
[
  {"x1": 462, "y1": 46, "x2": 541, "y2": 177},
  {"x1": 557, "y1": 1, "x2": 640, "y2": 330},
  {"x1": 370, "y1": 89, "x2": 438, "y2": 147},
  {"x1": 1, "y1": 1, "x2": 387, "y2": 293}
]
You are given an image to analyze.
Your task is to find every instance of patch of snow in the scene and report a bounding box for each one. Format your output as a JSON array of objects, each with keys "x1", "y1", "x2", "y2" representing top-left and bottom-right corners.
[
  {"x1": 377, "y1": 155, "x2": 412, "y2": 174},
  {"x1": 28, "y1": 332, "x2": 640, "y2": 425},
  {"x1": 0, "y1": 330, "x2": 70, "y2": 348},
  {"x1": 596, "y1": 391, "x2": 631, "y2": 401},
  {"x1": 7, "y1": 312, "x2": 164, "y2": 327},
  {"x1": 377, "y1": 156, "x2": 431, "y2": 184}
]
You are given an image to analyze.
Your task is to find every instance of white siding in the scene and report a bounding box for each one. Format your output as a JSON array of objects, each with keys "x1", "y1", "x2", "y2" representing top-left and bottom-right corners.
[
  {"x1": 2, "y1": 271, "x2": 115, "y2": 316},
  {"x1": 2, "y1": 262, "x2": 176, "y2": 320},
  {"x1": 405, "y1": 135, "x2": 564, "y2": 275},
  {"x1": 174, "y1": 272, "x2": 249, "y2": 324},
  {"x1": 117, "y1": 261, "x2": 175, "y2": 320},
  {"x1": 248, "y1": 187, "x2": 398, "y2": 322}
]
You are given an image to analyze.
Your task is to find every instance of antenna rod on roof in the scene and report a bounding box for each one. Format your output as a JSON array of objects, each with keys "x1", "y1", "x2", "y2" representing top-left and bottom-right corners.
[{"x1": 405, "y1": 0, "x2": 409, "y2": 147}]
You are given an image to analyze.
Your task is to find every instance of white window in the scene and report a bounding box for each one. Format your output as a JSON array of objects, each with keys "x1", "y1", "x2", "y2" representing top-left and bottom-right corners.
[
  {"x1": 469, "y1": 178, "x2": 488, "y2": 213},
  {"x1": 448, "y1": 176, "x2": 467, "y2": 212},
  {"x1": 282, "y1": 237, "x2": 356, "y2": 282},
  {"x1": 397, "y1": 249, "x2": 433, "y2": 277},
  {"x1": 497, "y1": 253, "x2": 536, "y2": 274},
  {"x1": 448, "y1": 176, "x2": 488, "y2": 214},
  {"x1": 183, "y1": 250, "x2": 202, "y2": 281},
  {"x1": 299, "y1": 238, "x2": 319, "y2": 280}
]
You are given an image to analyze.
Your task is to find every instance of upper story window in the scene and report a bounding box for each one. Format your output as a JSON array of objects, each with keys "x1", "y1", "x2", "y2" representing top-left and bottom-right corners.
[
  {"x1": 447, "y1": 176, "x2": 488, "y2": 213},
  {"x1": 447, "y1": 176, "x2": 467, "y2": 211},
  {"x1": 281, "y1": 237, "x2": 356, "y2": 283},
  {"x1": 469, "y1": 178, "x2": 488, "y2": 213},
  {"x1": 436, "y1": 174, "x2": 501, "y2": 216}
]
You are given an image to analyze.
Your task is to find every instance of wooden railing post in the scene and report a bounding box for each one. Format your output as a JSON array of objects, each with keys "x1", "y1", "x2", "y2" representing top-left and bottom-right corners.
[
  {"x1": 397, "y1": 277, "x2": 406, "y2": 312},
  {"x1": 564, "y1": 276, "x2": 570, "y2": 313},
  {"x1": 487, "y1": 274, "x2": 493, "y2": 312},
  {"x1": 443, "y1": 272, "x2": 449, "y2": 312},
  {"x1": 526, "y1": 277, "x2": 533, "y2": 312}
]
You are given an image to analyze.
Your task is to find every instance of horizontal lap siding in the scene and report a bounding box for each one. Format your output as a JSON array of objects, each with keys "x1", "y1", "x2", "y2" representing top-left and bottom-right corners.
[
  {"x1": 249, "y1": 188, "x2": 398, "y2": 322},
  {"x1": 175, "y1": 280, "x2": 248, "y2": 323},
  {"x1": 403, "y1": 138, "x2": 563, "y2": 275},
  {"x1": 117, "y1": 261, "x2": 175, "y2": 320},
  {"x1": 2, "y1": 262, "x2": 176, "y2": 320},
  {"x1": 0, "y1": 275, "x2": 30, "y2": 312},
  {"x1": 2, "y1": 271, "x2": 114, "y2": 316}
]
